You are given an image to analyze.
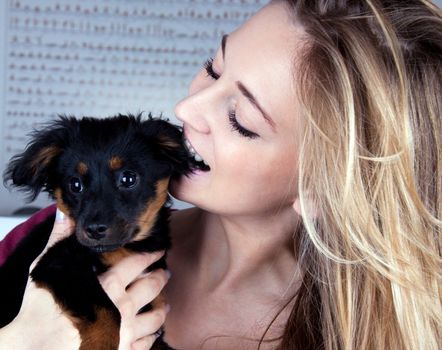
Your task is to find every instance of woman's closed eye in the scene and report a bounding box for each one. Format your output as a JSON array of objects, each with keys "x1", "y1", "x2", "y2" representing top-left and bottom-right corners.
[
  {"x1": 204, "y1": 58, "x2": 219, "y2": 80},
  {"x1": 203, "y1": 58, "x2": 259, "y2": 139},
  {"x1": 228, "y1": 110, "x2": 259, "y2": 139}
]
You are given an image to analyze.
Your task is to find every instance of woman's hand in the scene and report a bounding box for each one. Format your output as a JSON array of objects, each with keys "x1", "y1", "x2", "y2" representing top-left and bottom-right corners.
[
  {"x1": 0, "y1": 210, "x2": 80, "y2": 350},
  {"x1": 99, "y1": 252, "x2": 171, "y2": 350}
]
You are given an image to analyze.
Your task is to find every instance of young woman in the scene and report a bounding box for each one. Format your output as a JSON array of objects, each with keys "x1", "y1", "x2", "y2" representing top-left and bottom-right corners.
[{"x1": 1, "y1": 1, "x2": 441, "y2": 349}]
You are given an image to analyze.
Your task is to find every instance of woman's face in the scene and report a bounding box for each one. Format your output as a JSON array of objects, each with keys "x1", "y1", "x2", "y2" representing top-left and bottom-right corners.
[{"x1": 170, "y1": 2, "x2": 305, "y2": 216}]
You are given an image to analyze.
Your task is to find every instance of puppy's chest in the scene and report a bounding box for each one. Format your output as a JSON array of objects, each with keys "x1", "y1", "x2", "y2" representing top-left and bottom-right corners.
[
  {"x1": 100, "y1": 247, "x2": 134, "y2": 267},
  {"x1": 30, "y1": 232, "x2": 167, "y2": 350}
]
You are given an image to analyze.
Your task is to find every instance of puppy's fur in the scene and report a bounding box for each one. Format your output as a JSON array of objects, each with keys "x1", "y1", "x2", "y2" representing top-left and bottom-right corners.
[{"x1": 0, "y1": 114, "x2": 191, "y2": 349}]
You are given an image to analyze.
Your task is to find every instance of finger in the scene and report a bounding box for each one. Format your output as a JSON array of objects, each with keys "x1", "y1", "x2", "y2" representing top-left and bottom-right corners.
[
  {"x1": 30, "y1": 209, "x2": 74, "y2": 270},
  {"x1": 130, "y1": 334, "x2": 158, "y2": 350},
  {"x1": 99, "y1": 252, "x2": 165, "y2": 301},
  {"x1": 127, "y1": 269, "x2": 170, "y2": 312},
  {"x1": 46, "y1": 209, "x2": 75, "y2": 248},
  {"x1": 133, "y1": 305, "x2": 169, "y2": 340}
]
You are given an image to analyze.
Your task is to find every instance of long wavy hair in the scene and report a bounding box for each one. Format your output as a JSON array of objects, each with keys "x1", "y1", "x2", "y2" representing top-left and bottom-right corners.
[{"x1": 273, "y1": 1, "x2": 442, "y2": 349}]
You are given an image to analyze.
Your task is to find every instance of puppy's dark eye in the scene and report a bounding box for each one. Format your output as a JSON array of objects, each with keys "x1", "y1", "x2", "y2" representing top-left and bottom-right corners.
[
  {"x1": 69, "y1": 177, "x2": 83, "y2": 193},
  {"x1": 119, "y1": 171, "x2": 137, "y2": 188}
]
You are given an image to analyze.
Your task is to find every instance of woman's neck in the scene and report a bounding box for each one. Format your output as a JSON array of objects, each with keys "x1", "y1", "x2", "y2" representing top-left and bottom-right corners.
[
  {"x1": 191, "y1": 207, "x2": 301, "y2": 297},
  {"x1": 165, "y1": 206, "x2": 302, "y2": 349}
]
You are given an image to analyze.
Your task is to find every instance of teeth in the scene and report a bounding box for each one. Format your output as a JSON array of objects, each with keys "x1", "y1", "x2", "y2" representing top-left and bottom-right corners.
[
  {"x1": 194, "y1": 154, "x2": 202, "y2": 162},
  {"x1": 184, "y1": 137, "x2": 207, "y2": 165}
]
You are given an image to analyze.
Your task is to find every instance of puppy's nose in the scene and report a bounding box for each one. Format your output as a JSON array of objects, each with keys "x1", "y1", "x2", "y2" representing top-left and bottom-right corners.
[{"x1": 85, "y1": 224, "x2": 108, "y2": 240}]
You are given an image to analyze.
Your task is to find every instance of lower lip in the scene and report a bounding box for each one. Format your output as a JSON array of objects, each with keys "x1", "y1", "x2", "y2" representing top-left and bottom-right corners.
[
  {"x1": 192, "y1": 167, "x2": 210, "y2": 174},
  {"x1": 173, "y1": 167, "x2": 210, "y2": 187},
  {"x1": 188, "y1": 168, "x2": 211, "y2": 180}
]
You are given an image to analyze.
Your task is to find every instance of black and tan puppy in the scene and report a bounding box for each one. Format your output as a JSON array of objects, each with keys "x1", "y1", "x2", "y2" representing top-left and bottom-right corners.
[{"x1": 0, "y1": 114, "x2": 196, "y2": 349}]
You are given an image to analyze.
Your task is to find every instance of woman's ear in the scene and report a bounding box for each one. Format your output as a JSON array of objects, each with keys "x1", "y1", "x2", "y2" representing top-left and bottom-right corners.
[{"x1": 293, "y1": 197, "x2": 318, "y2": 219}]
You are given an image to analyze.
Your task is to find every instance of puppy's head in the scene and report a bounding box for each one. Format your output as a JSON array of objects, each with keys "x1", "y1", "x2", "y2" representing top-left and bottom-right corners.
[{"x1": 4, "y1": 114, "x2": 190, "y2": 252}]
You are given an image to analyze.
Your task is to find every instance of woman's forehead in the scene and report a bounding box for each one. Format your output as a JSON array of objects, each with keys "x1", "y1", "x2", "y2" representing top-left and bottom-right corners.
[{"x1": 225, "y1": 2, "x2": 304, "y2": 132}]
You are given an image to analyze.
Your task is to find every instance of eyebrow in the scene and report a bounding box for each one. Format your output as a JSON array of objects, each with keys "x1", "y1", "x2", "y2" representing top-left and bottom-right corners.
[
  {"x1": 221, "y1": 35, "x2": 276, "y2": 131},
  {"x1": 236, "y1": 81, "x2": 276, "y2": 130},
  {"x1": 221, "y1": 34, "x2": 228, "y2": 60}
]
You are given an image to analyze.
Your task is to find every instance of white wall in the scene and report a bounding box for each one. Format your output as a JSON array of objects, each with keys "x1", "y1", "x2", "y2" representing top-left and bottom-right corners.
[{"x1": 0, "y1": 216, "x2": 26, "y2": 240}]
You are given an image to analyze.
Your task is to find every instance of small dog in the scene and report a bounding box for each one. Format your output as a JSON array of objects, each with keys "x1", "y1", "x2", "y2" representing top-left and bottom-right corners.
[{"x1": 0, "y1": 114, "x2": 197, "y2": 349}]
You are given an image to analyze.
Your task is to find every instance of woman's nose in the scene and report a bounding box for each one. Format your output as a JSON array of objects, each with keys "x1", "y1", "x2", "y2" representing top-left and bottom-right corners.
[
  {"x1": 175, "y1": 97, "x2": 211, "y2": 134},
  {"x1": 174, "y1": 82, "x2": 213, "y2": 135}
]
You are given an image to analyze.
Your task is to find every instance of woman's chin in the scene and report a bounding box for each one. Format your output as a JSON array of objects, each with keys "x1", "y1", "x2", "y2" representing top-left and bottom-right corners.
[
  {"x1": 169, "y1": 170, "x2": 211, "y2": 205},
  {"x1": 169, "y1": 177, "x2": 182, "y2": 200}
]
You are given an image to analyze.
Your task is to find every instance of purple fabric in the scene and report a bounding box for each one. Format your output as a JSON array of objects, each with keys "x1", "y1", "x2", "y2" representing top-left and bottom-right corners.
[{"x1": 0, "y1": 204, "x2": 57, "y2": 266}]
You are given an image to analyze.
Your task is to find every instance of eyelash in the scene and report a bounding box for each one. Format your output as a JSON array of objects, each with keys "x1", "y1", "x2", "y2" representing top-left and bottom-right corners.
[
  {"x1": 228, "y1": 110, "x2": 259, "y2": 139},
  {"x1": 204, "y1": 58, "x2": 219, "y2": 80},
  {"x1": 203, "y1": 58, "x2": 259, "y2": 140}
]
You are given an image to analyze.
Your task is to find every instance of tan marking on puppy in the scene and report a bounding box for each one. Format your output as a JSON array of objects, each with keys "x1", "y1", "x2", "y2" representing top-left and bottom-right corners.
[
  {"x1": 157, "y1": 135, "x2": 180, "y2": 150},
  {"x1": 151, "y1": 292, "x2": 167, "y2": 310},
  {"x1": 30, "y1": 146, "x2": 62, "y2": 175},
  {"x1": 134, "y1": 178, "x2": 170, "y2": 241},
  {"x1": 77, "y1": 162, "x2": 88, "y2": 175},
  {"x1": 68, "y1": 307, "x2": 119, "y2": 350},
  {"x1": 101, "y1": 248, "x2": 132, "y2": 267},
  {"x1": 109, "y1": 156, "x2": 123, "y2": 170},
  {"x1": 55, "y1": 188, "x2": 71, "y2": 217}
]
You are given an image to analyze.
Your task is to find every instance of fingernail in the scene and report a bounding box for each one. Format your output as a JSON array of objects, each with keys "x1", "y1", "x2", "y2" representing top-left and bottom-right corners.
[
  {"x1": 165, "y1": 304, "x2": 171, "y2": 314},
  {"x1": 152, "y1": 250, "x2": 165, "y2": 259},
  {"x1": 154, "y1": 328, "x2": 164, "y2": 339},
  {"x1": 165, "y1": 270, "x2": 172, "y2": 280},
  {"x1": 55, "y1": 209, "x2": 66, "y2": 222}
]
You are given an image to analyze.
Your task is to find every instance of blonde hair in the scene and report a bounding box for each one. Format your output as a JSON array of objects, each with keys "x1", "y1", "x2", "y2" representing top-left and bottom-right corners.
[{"x1": 279, "y1": 0, "x2": 442, "y2": 349}]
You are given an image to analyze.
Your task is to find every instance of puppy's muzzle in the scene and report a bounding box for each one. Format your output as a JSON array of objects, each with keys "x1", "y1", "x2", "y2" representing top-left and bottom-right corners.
[{"x1": 85, "y1": 223, "x2": 108, "y2": 240}]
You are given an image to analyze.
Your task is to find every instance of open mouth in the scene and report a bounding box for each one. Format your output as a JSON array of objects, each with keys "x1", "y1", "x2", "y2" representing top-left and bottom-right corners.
[{"x1": 184, "y1": 137, "x2": 211, "y2": 172}]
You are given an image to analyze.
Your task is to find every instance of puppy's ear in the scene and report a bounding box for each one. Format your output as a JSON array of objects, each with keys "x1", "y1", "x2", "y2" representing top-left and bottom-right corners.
[
  {"x1": 4, "y1": 116, "x2": 75, "y2": 201},
  {"x1": 141, "y1": 118, "x2": 190, "y2": 175}
]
